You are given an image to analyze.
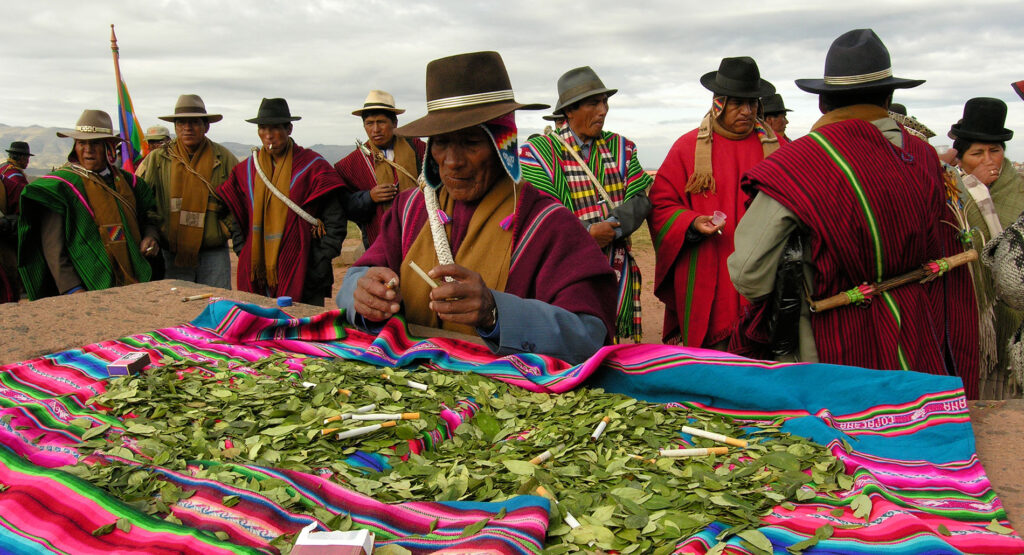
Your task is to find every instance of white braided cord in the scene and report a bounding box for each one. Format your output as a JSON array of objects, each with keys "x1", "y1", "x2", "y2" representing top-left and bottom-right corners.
[{"x1": 249, "y1": 147, "x2": 323, "y2": 229}]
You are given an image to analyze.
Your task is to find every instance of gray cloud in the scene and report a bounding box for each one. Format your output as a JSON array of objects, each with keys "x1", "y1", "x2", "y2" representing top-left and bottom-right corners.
[{"x1": 3, "y1": 0, "x2": 1023, "y2": 167}]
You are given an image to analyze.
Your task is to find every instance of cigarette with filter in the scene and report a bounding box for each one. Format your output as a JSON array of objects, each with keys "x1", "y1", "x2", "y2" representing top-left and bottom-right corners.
[
  {"x1": 385, "y1": 276, "x2": 399, "y2": 290},
  {"x1": 679, "y1": 425, "x2": 748, "y2": 448},
  {"x1": 530, "y1": 444, "x2": 565, "y2": 465},
  {"x1": 590, "y1": 416, "x2": 610, "y2": 442},
  {"x1": 335, "y1": 420, "x2": 397, "y2": 440},
  {"x1": 629, "y1": 454, "x2": 657, "y2": 464},
  {"x1": 380, "y1": 373, "x2": 429, "y2": 391},
  {"x1": 350, "y1": 412, "x2": 420, "y2": 421},
  {"x1": 535, "y1": 486, "x2": 581, "y2": 529},
  {"x1": 660, "y1": 447, "x2": 730, "y2": 458},
  {"x1": 181, "y1": 293, "x2": 213, "y2": 302},
  {"x1": 323, "y1": 403, "x2": 377, "y2": 424}
]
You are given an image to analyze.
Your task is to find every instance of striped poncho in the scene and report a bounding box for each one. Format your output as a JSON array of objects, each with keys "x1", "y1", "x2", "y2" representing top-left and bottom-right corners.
[
  {"x1": 520, "y1": 129, "x2": 652, "y2": 341},
  {"x1": 741, "y1": 118, "x2": 979, "y2": 397},
  {"x1": 17, "y1": 167, "x2": 157, "y2": 299}
]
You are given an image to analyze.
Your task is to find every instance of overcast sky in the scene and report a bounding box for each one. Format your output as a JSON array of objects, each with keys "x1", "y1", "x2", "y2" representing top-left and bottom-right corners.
[{"x1": 4, "y1": 0, "x2": 1024, "y2": 166}]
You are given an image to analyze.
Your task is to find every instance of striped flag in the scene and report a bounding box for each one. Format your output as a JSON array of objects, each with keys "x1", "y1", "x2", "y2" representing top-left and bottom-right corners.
[{"x1": 110, "y1": 24, "x2": 148, "y2": 172}]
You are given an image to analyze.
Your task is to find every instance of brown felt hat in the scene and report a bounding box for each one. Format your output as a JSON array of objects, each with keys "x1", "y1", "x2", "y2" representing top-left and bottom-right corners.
[
  {"x1": 396, "y1": 51, "x2": 548, "y2": 138},
  {"x1": 56, "y1": 109, "x2": 120, "y2": 141},
  {"x1": 159, "y1": 94, "x2": 223, "y2": 123}
]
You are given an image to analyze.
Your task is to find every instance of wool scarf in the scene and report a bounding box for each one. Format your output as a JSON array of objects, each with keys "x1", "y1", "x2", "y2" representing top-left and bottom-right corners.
[
  {"x1": 167, "y1": 138, "x2": 215, "y2": 267},
  {"x1": 687, "y1": 96, "x2": 779, "y2": 195},
  {"x1": 370, "y1": 138, "x2": 420, "y2": 202},
  {"x1": 72, "y1": 166, "x2": 143, "y2": 285},
  {"x1": 401, "y1": 175, "x2": 515, "y2": 336},
  {"x1": 553, "y1": 122, "x2": 625, "y2": 222},
  {"x1": 250, "y1": 140, "x2": 293, "y2": 289}
]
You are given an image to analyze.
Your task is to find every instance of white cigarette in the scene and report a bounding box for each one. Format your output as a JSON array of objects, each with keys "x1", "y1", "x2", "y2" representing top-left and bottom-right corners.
[
  {"x1": 335, "y1": 420, "x2": 396, "y2": 440},
  {"x1": 660, "y1": 447, "x2": 729, "y2": 458},
  {"x1": 323, "y1": 403, "x2": 377, "y2": 424},
  {"x1": 407, "y1": 260, "x2": 439, "y2": 288},
  {"x1": 679, "y1": 425, "x2": 748, "y2": 448},
  {"x1": 535, "y1": 486, "x2": 581, "y2": 529},
  {"x1": 590, "y1": 416, "x2": 610, "y2": 442},
  {"x1": 529, "y1": 450, "x2": 554, "y2": 465},
  {"x1": 301, "y1": 381, "x2": 317, "y2": 389},
  {"x1": 405, "y1": 379, "x2": 428, "y2": 391},
  {"x1": 350, "y1": 412, "x2": 419, "y2": 421},
  {"x1": 181, "y1": 293, "x2": 213, "y2": 302}
]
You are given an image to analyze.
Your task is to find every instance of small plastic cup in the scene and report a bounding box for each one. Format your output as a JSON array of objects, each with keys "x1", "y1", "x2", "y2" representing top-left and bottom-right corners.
[{"x1": 711, "y1": 211, "x2": 727, "y2": 226}]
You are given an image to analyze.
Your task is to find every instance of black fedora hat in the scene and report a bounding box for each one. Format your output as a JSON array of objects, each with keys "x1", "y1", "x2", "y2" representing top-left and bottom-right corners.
[
  {"x1": 700, "y1": 56, "x2": 775, "y2": 98},
  {"x1": 796, "y1": 29, "x2": 924, "y2": 94},
  {"x1": 246, "y1": 98, "x2": 302, "y2": 125},
  {"x1": 6, "y1": 141, "x2": 34, "y2": 157},
  {"x1": 949, "y1": 97, "x2": 1013, "y2": 143},
  {"x1": 761, "y1": 93, "x2": 792, "y2": 115},
  {"x1": 397, "y1": 51, "x2": 548, "y2": 138}
]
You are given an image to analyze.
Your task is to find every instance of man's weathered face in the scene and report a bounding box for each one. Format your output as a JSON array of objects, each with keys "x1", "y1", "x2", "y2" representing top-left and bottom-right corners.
[
  {"x1": 363, "y1": 114, "x2": 396, "y2": 148},
  {"x1": 720, "y1": 97, "x2": 758, "y2": 135},
  {"x1": 74, "y1": 139, "x2": 110, "y2": 172},
  {"x1": 764, "y1": 112, "x2": 788, "y2": 136},
  {"x1": 174, "y1": 117, "x2": 210, "y2": 150},
  {"x1": 430, "y1": 126, "x2": 502, "y2": 203},
  {"x1": 11, "y1": 154, "x2": 30, "y2": 169},
  {"x1": 147, "y1": 138, "x2": 170, "y2": 151},
  {"x1": 565, "y1": 93, "x2": 609, "y2": 142},
  {"x1": 258, "y1": 123, "x2": 292, "y2": 152}
]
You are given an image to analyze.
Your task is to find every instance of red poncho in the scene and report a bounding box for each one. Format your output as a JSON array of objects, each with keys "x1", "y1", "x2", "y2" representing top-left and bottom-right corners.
[
  {"x1": 355, "y1": 182, "x2": 617, "y2": 339},
  {"x1": 218, "y1": 145, "x2": 345, "y2": 299},
  {"x1": 649, "y1": 130, "x2": 770, "y2": 346},
  {"x1": 742, "y1": 119, "x2": 979, "y2": 397}
]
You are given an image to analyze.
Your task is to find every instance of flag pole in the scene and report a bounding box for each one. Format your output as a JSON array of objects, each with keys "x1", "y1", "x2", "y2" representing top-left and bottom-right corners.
[
  {"x1": 110, "y1": 24, "x2": 128, "y2": 167},
  {"x1": 109, "y1": 24, "x2": 148, "y2": 170}
]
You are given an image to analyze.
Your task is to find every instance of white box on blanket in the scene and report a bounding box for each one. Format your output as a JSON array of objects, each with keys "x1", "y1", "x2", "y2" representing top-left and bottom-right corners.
[
  {"x1": 106, "y1": 352, "x2": 150, "y2": 376},
  {"x1": 291, "y1": 522, "x2": 374, "y2": 554}
]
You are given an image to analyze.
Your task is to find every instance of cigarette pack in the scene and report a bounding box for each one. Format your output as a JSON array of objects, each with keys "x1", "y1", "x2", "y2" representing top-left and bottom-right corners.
[
  {"x1": 106, "y1": 352, "x2": 150, "y2": 377},
  {"x1": 291, "y1": 523, "x2": 374, "y2": 555}
]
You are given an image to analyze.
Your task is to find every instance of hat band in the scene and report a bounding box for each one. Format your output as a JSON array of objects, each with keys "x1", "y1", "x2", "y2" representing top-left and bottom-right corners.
[
  {"x1": 76, "y1": 125, "x2": 113, "y2": 134},
  {"x1": 823, "y1": 67, "x2": 892, "y2": 86},
  {"x1": 427, "y1": 90, "x2": 515, "y2": 111},
  {"x1": 175, "y1": 107, "x2": 207, "y2": 114},
  {"x1": 363, "y1": 102, "x2": 397, "y2": 109}
]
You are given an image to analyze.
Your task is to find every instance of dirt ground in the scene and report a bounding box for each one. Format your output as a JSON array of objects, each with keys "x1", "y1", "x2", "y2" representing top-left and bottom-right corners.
[{"x1": 327, "y1": 221, "x2": 666, "y2": 344}]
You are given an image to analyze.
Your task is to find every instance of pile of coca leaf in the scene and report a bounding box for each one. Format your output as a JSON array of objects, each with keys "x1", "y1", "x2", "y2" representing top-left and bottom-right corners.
[{"x1": 63, "y1": 355, "x2": 850, "y2": 554}]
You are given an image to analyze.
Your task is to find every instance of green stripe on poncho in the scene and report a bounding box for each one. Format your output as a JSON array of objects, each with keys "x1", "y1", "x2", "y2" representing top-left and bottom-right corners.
[{"x1": 17, "y1": 168, "x2": 156, "y2": 300}]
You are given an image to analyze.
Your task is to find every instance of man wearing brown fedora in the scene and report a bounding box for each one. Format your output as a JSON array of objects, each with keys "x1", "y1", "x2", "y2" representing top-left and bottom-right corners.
[
  {"x1": 520, "y1": 66, "x2": 653, "y2": 343},
  {"x1": 0, "y1": 141, "x2": 33, "y2": 302},
  {"x1": 729, "y1": 29, "x2": 979, "y2": 397},
  {"x1": 337, "y1": 51, "x2": 617, "y2": 364},
  {"x1": 218, "y1": 98, "x2": 347, "y2": 306},
  {"x1": 334, "y1": 90, "x2": 425, "y2": 250},
  {"x1": 649, "y1": 56, "x2": 779, "y2": 349},
  {"x1": 17, "y1": 109, "x2": 161, "y2": 300},
  {"x1": 138, "y1": 94, "x2": 239, "y2": 289},
  {"x1": 947, "y1": 97, "x2": 1024, "y2": 399}
]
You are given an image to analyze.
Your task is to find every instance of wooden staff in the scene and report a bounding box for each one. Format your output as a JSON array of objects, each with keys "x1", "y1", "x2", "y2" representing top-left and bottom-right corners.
[{"x1": 810, "y1": 249, "x2": 977, "y2": 313}]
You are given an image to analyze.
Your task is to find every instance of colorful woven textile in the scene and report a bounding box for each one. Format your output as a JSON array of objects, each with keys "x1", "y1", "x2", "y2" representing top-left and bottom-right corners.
[{"x1": 0, "y1": 300, "x2": 1021, "y2": 553}]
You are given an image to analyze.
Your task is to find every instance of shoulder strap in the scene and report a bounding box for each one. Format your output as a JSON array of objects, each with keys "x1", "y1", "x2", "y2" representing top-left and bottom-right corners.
[{"x1": 547, "y1": 131, "x2": 620, "y2": 210}]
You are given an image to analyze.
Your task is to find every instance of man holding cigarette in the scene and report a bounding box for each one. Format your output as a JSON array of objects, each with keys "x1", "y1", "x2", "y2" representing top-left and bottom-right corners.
[
  {"x1": 17, "y1": 109, "x2": 161, "y2": 299},
  {"x1": 218, "y1": 98, "x2": 347, "y2": 306},
  {"x1": 138, "y1": 94, "x2": 239, "y2": 288}
]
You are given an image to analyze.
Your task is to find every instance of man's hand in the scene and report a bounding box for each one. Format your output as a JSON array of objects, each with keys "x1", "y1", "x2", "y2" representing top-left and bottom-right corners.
[
  {"x1": 369, "y1": 183, "x2": 398, "y2": 203},
  {"x1": 353, "y1": 267, "x2": 402, "y2": 321},
  {"x1": 691, "y1": 215, "x2": 725, "y2": 236},
  {"x1": 139, "y1": 236, "x2": 159, "y2": 257},
  {"x1": 589, "y1": 220, "x2": 620, "y2": 248},
  {"x1": 427, "y1": 264, "x2": 497, "y2": 330},
  {"x1": 969, "y1": 160, "x2": 1001, "y2": 186}
]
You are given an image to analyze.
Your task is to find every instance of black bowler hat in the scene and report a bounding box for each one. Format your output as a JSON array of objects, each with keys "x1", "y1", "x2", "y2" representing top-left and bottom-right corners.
[
  {"x1": 796, "y1": 29, "x2": 924, "y2": 94},
  {"x1": 6, "y1": 141, "x2": 34, "y2": 157},
  {"x1": 761, "y1": 94, "x2": 792, "y2": 115},
  {"x1": 700, "y1": 56, "x2": 775, "y2": 98},
  {"x1": 949, "y1": 97, "x2": 1013, "y2": 143},
  {"x1": 246, "y1": 98, "x2": 302, "y2": 125}
]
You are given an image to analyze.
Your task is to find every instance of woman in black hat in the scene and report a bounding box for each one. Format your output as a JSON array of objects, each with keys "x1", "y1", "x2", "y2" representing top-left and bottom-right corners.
[{"x1": 950, "y1": 97, "x2": 1024, "y2": 399}]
